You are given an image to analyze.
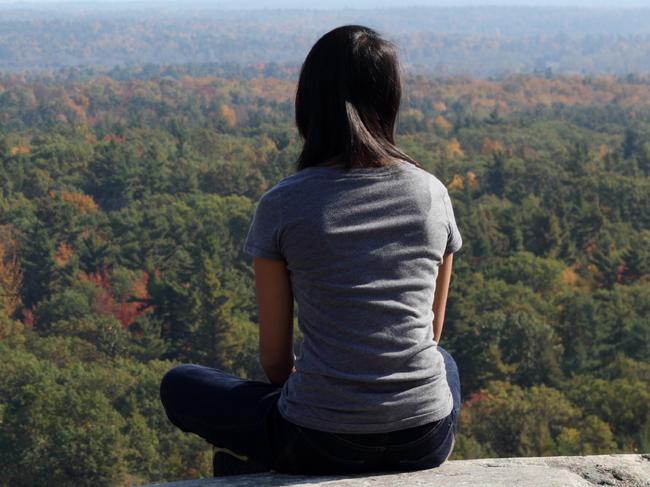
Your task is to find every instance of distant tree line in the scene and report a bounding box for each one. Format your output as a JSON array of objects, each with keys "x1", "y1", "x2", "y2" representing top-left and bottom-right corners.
[{"x1": 3, "y1": 6, "x2": 650, "y2": 76}]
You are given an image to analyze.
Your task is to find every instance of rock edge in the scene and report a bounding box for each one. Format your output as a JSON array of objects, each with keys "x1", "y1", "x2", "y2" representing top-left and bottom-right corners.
[{"x1": 142, "y1": 453, "x2": 650, "y2": 487}]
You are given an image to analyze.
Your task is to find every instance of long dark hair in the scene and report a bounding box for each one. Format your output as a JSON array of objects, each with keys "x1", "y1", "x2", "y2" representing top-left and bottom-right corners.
[{"x1": 295, "y1": 25, "x2": 420, "y2": 171}]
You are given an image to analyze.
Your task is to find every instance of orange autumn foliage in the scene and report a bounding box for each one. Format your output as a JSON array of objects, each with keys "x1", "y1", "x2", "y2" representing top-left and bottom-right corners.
[
  {"x1": 54, "y1": 242, "x2": 74, "y2": 267},
  {"x1": 561, "y1": 267, "x2": 578, "y2": 287},
  {"x1": 9, "y1": 144, "x2": 30, "y2": 156}
]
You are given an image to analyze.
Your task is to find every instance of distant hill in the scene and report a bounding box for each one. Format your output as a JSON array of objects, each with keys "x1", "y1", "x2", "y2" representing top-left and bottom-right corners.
[{"x1": 2, "y1": 4, "x2": 650, "y2": 76}]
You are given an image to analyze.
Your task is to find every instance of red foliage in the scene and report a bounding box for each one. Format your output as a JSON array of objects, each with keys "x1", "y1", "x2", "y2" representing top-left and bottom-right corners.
[
  {"x1": 78, "y1": 268, "x2": 151, "y2": 328},
  {"x1": 103, "y1": 134, "x2": 124, "y2": 143},
  {"x1": 114, "y1": 272, "x2": 150, "y2": 327},
  {"x1": 22, "y1": 308, "x2": 35, "y2": 328},
  {"x1": 465, "y1": 391, "x2": 488, "y2": 408}
]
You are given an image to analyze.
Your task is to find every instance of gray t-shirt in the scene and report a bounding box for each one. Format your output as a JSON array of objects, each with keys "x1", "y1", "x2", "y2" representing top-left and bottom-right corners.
[{"x1": 243, "y1": 159, "x2": 462, "y2": 433}]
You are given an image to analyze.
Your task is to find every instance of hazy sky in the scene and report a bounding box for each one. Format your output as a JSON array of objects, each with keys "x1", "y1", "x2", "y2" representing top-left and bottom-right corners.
[{"x1": 1, "y1": 0, "x2": 650, "y2": 7}]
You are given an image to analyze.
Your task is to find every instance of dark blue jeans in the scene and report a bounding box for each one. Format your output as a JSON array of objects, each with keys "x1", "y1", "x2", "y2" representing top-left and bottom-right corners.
[{"x1": 159, "y1": 345, "x2": 461, "y2": 475}]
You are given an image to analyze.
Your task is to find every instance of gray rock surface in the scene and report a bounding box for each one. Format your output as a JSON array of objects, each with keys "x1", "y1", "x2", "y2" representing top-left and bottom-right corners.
[{"x1": 142, "y1": 454, "x2": 650, "y2": 487}]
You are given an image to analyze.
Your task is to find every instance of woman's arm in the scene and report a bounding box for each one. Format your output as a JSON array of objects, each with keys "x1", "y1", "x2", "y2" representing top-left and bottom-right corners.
[
  {"x1": 432, "y1": 252, "x2": 454, "y2": 344},
  {"x1": 253, "y1": 256, "x2": 295, "y2": 386}
]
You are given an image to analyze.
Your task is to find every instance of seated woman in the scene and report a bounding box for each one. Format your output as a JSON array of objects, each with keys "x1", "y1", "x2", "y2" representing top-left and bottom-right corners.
[{"x1": 159, "y1": 24, "x2": 463, "y2": 476}]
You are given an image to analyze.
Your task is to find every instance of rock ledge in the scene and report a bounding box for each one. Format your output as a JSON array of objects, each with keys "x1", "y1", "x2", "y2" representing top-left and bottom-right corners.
[{"x1": 143, "y1": 453, "x2": 650, "y2": 487}]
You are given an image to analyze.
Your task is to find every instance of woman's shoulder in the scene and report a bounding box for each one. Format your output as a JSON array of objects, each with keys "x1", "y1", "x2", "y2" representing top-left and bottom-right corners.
[
  {"x1": 399, "y1": 162, "x2": 449, "y2": 196},
  {"x1": 257, "y1": 170, "x2": 315, "y2": 204}
]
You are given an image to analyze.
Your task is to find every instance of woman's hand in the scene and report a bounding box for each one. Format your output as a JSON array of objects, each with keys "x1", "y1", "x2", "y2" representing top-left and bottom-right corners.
[{"x1": 253, "y1": 256, "x2": 295, "y2": 386}]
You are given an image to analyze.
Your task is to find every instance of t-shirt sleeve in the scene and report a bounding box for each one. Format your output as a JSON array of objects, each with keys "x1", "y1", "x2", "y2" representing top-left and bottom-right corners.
[
  {"x1": 243, "y1": 189, "x2": 285, "y2": 261},
  {"x1": 442, "y1": 189, "x2": 463, "y2": 256}
]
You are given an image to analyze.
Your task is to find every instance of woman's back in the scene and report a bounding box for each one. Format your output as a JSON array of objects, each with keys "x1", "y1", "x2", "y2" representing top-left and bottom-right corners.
[{"x1": 243, "y1": 158, "x2": 462, "y2": 433}]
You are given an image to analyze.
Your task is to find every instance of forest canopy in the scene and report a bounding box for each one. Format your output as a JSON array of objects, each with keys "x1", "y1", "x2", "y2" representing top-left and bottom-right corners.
[{"x1": 0, "y1": 67, "x2": 649, "y2": 485}]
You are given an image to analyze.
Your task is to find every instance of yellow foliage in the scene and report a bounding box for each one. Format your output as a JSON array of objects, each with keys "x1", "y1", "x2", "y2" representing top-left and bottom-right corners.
[
  {"x1": 434, "y1": 115, "x2": 452, "y2": 133},
  {"x1": 218, "y1": 105, "x2": 237, "y2": 128},
  {"x1": 59, "y1": 191, "x2": 98, "y2": 214},
  {"x1": 466, "y1": 170, "x2": 479, "y2": 189},
  {"x1": 447, "y1": 138, "x2": 464, "y2": 158},
  {"x1": 448, "y1": 174, "x2": 464, "y2": 190}
]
